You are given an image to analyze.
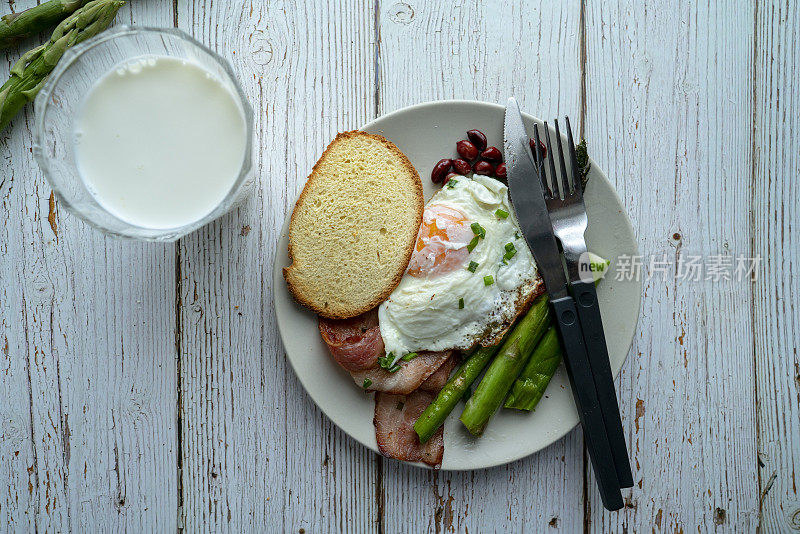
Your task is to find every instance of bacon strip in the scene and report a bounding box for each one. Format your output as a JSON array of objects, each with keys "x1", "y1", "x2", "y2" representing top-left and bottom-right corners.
[
  {"x1": 318, "y1": 309, "x2": 383, "y2": 371},
  {"x1": 374, "y1": 390, "x2": 444, "y2": 468},
  {"x1": 351, "y1": 350, "x2": 453, "y2": 394},
  {"x1": 418, "y1": 353, "x2": 458, "y2": 393}
]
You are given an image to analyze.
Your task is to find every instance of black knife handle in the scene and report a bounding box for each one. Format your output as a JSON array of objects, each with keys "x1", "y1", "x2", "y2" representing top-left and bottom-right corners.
[
  {"x1": 570, "y1": 280, "x2": 634, "y2": 488},
  {"x1": 550, "y1": 295, "x2": 623, "y2": 511}
]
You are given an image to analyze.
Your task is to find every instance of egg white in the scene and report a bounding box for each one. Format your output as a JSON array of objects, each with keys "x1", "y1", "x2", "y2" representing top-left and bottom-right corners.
[{"x1": 378, "y1": 175, "x2": 541, "y2": 360}]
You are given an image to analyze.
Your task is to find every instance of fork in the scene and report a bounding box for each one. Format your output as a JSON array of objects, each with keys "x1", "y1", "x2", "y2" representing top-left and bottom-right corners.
[{"x1": 532, "y1": 118, "x2": 634, "y2": 488}]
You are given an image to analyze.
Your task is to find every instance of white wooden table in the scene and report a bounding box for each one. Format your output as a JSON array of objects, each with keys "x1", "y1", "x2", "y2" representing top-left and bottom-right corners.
[{"x1": 1, "y1": 1, "x2": 797, "y2": 532}]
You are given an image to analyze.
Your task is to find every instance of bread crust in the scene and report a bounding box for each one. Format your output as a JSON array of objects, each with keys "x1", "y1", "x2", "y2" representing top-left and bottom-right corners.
[{"x1": 283, "y1": 131, "x2": 424, "y2": 319}]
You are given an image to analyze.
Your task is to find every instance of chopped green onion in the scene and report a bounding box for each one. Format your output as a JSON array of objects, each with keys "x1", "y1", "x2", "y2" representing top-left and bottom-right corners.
[
  {"x1": 388, "y1": 364, "x2": 401, "y2": 373},
  {"x1": 470, "y1": 222, "x2": 486, "y2": 238},
  {"x1": 458, "y1": 297, "x2": 465, "y2": 309},
  {"x1": 514, "y1": 231, "x2": 521, "y2": 239},
  {"x1": 378, "y1": 353, "x2": 395, "y2": 370},
  {"x1": 401, "y1": 352, "x2": 418, "y2": 361},
  {"x1": 467, "y1": 261, "x2": 479, "y2": 272},
  {"x1": 495, "y1": 208, "x2": 509, "y2": 219},
  {"x1": 467, "y1": 235, "x2": 480, "y2": 252},
  {"x1": 446, "y1": 178, "x2": 458, "y2": 188},
  {"x1": 484, "y1": 275, "x2": 494, "y2": 286},
  {"x1": 362, "y1": 378, "x2": 372, "y2": 389},
  {"x1": 503, "y1": 242, "x2": 517, "y2": 262}
]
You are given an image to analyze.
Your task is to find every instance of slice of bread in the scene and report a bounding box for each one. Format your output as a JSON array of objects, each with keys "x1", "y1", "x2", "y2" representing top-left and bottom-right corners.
[{"x1": 284, "y1": 131, "x2": 424, "y2": 319}]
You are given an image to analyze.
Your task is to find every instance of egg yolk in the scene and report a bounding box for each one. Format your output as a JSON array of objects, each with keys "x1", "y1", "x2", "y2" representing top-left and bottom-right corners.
[{"x1": 407, "y1": 204, "x2": 472, "y2": 277}]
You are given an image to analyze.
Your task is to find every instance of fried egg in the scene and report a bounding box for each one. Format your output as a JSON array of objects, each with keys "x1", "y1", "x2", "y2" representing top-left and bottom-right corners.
[{"x1": 378, "y1": 175, "x2": 541, "y2": 361}]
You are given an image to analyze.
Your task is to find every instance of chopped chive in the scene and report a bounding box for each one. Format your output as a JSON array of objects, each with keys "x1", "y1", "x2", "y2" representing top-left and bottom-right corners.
[
  {"x1": 484, "y1": 275, "x2": 494, "y2": 286},
  {"x1": 458, "y1": 297, "x2": 465, "y2": 309},
  {"x1": 495, "y1": 208, "x2": 509, "y2": 219},
  {"x1": 378, "y1": 353, "x2": 395, "y2": 370},
  {"x1": 514, "y1": 231, "x2": 521, "y2": 239},
  {"x1": 388, "y1": 364, "x2": 401, "y2": 373},
  {"x1": 362, "y1": 378, "x2": 372, "y2": 389},
  {"x1": 470, "y1": 222, "x2": 486, "y2": 238},
  {"x1": 467, "y1": 235, "x2": 480, "y2": 252},
  {"x1": 401, "y1": 352, "x2": 418, "y2": 361},
  {"x1": 505, "y1": 242, "x2": 516, "y2": 252},
  {"x1": 446, "y1": 178, "x2": 458, "y2": 188},
  {"x1": 467, "y1": 261, "x2": 479, "y2": 272}
]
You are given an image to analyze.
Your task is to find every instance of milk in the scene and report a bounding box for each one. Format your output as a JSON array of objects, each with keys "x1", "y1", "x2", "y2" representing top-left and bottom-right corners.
[{"x1": 73, "y1": 56, "x2": 247, "y2": 229}]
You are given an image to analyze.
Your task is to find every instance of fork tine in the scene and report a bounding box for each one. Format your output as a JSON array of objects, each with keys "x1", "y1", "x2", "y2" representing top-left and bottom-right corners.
[
  {"x1": 543, "y1": 121, "x2": 560, "y2": 199},
  {"x1": 533, "y1": 124, "x2": 551, "y2": 197},
  {"x1": 565, "y1": 116, "x2": 582, "y2": 196},
  {"x1": 554, "y1": 119, "x2": 570, "y2": 196}
]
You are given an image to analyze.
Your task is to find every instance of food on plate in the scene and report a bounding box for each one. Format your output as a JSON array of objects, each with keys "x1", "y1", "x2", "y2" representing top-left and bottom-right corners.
[
  {"x1": 504, "y1": 325, "x2": 562, "y2": 411},
  {"x1": 318, "y1": 310, "x2": 455, "y2": 394},
  {"x1": 417, "y1": 353, "x2": 459, "y2": 393},
  {"x1": 374, "y1": 390, "x2": 444, "y2": 467},
  {"x1": 0, "y1": 0, "x2": 125, "y2": 132},
  {"x1": 318, "y1": 309, "x2": 384, "y2": 371},
  {"x1": 378, "y1": 174, "x2": 543, "y2": 361},
  {"x1": 460, "y1": 295, "x2": 549, "y2": 435},
  {"x1": 413, "y1": 343, "x2": 501, "y2": 443},
  {"x1": 289, "y1": 128, "x2": 597, "y2": 467},
  {"x1": 430, "y1": 129, "x2": 549, "y2": 185},
  {"x1": 284, "y1": 131, "x2": 424, "y2": 319},
  {"x1": 348, "y1": 348, "x2": 454, "y2": 395}
]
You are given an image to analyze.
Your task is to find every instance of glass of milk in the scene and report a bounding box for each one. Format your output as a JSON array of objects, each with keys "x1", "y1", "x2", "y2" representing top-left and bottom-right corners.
[{"x1": 33, "y1": 26, "x2": 254, "y2": 241}]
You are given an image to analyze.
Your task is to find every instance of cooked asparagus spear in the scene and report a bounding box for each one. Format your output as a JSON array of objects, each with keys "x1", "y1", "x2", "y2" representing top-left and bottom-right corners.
[
  {"x1": 0, "y1": 0, "x2": 124, "y2": 132},
  {"x1": 503, "y1": 325, "x2": 562, "y2": 411},
  {"x1": 459, "y1": 295, "x2": 550, "y2": 436},
  {"x1": 413, "y1": 344, "x2": 501, "y2": 444},
  {"x1": 0, "y1": 0, "x2": 92, "y2": 49},
  {"x1": 503, "y1": 271, "x2": 605, "y2": 412}
]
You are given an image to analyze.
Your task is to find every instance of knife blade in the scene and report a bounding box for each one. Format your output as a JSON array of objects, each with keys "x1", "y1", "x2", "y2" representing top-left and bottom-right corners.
[
  {"x1": 503, "y1": 99, "x2": 567, "y2": 300},
  {"x1": 503, "y1": 97, "x2": 624, "y2": 511}
]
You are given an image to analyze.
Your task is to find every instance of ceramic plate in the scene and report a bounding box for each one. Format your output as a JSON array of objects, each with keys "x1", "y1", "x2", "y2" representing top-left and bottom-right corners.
[{"x1": 273, "y1": 100, "x2": 641, "y2": 470}]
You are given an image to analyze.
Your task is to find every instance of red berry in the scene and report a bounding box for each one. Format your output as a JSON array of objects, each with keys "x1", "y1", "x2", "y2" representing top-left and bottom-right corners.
[
  {"x1": 473, "y1": 161, "x2": 494, "y2": 176},
  {"x1": 466, "y1": 129, "x2": 487, "y2": 151},
  {"x1": 529, "y1": 138, "x2": 547, "y2": 159},
  {"x1": 494, "y1": 162, "x2": 507, "y2": 180},
  {"x1": 431, "y1": 159, "x2": 452, "y2": 184},
  {"x1": 480, "y1": 146, "x2": 502, "y2": 162},
  {"x1": 452, "y1": 158, "x2": 472, "y2": 175},
  {"x1": 456, "y1": 140, "x2": 479, "y2": 161}
]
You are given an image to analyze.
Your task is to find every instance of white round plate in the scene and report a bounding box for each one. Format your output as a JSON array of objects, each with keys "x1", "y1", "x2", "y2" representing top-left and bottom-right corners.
[{"x1": 273, "y1": 100, "x2": 641, "y2": 470}]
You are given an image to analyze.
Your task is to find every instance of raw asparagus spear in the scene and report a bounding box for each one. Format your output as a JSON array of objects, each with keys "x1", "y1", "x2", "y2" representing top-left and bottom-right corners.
[
  {"x1": 503, "y1": 325, "x2": 562, "y2": 411},
  {"x1": 0, "y1": 0, "x2": 91, "y2": 49},
  {"x1": 459, "y1": 296, "x2": 550, "y2": 436},
  {"x1": 413, "y1": 344, "x2": 502, "y2": 444},
  {"x1": 0, "y1": 0, "x2": 124, "y2": 131}
]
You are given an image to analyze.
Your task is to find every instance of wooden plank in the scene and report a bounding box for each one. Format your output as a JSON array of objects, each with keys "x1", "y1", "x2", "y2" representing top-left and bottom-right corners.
[
  {"x1": 0, "y1": 2, "x2": 178, "y2": 531},
  {"x1": 376, "y1": 1, "x2": 586, "y2": 531},
  {"x1": 583, "y1": 0, "x2": 759, "y2": 530},
  {"x1": 753, "y1": 1, "x2": 800, "y2": 531},
  {"x1": 175, "y1": 1, "x2": 379, "y2": 531}
]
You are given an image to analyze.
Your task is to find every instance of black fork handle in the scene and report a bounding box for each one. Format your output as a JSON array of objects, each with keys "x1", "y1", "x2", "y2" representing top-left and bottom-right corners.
[
  {"x1": 550, "y1": 295, "x2": 623, "y2": 511},
  {"x1": 570, "y1": 280, "x2": 634, "y2": 487}
]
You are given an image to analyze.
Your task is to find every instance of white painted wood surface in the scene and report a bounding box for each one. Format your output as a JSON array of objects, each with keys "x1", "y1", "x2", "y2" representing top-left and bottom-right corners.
[{"x1": 0, "y1": 0, "x2": 797, "y2": 532}]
